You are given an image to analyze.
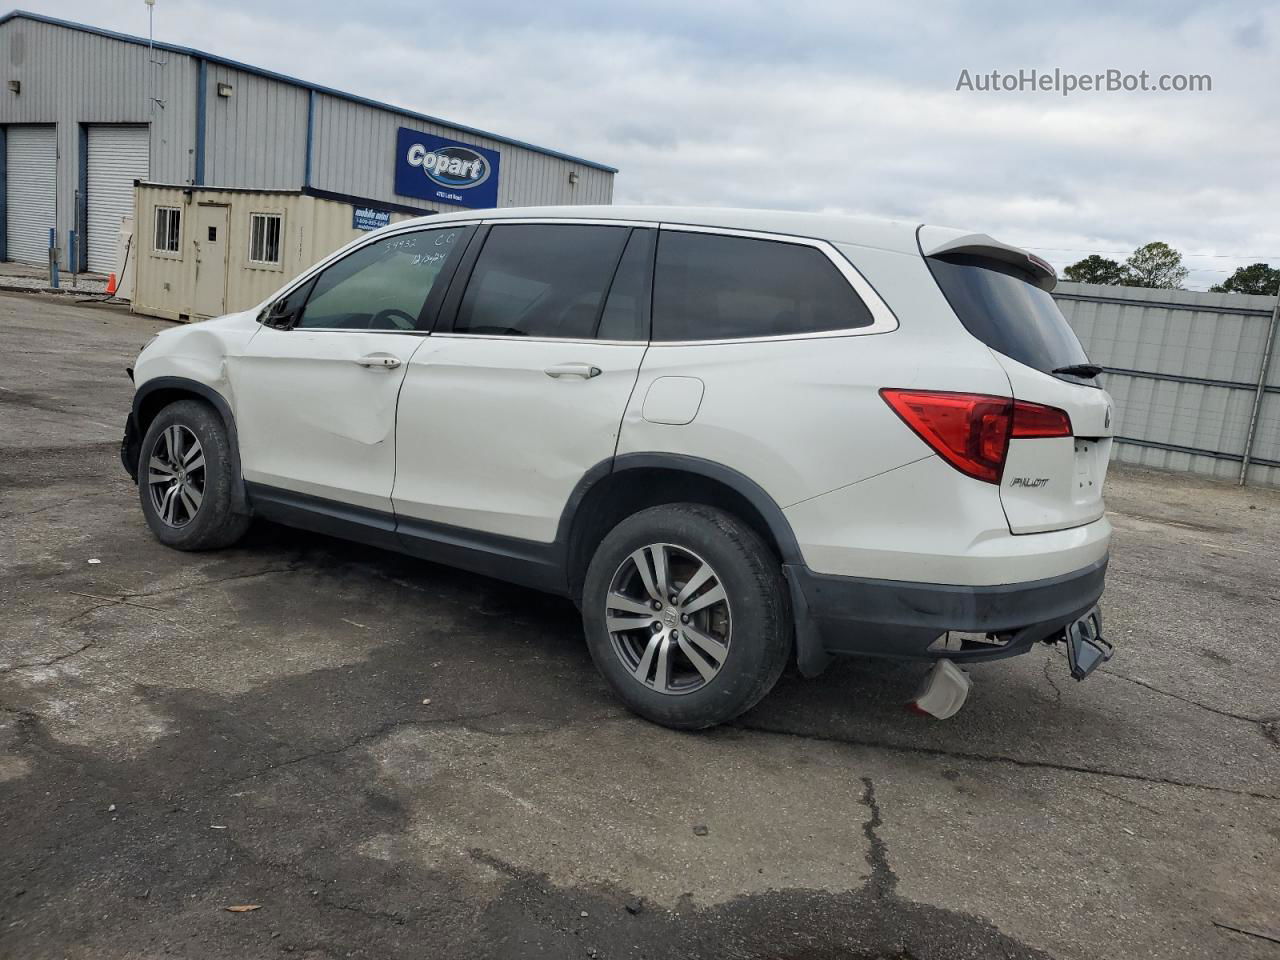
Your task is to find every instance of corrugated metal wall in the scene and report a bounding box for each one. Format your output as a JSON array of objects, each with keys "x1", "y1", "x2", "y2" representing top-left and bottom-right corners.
[
  {"x1": 1, "y1": 14, "x2": 615, "y2": 271},
  {"x1": 204, "y1": 64, "x2": 309, "y2": 189},
  {"x1": 1055, "y1": 281, "x2": 1280, "y2": 487},
  {"x1": 310, "y1": 93, "x2": 614, "y2": 211},
  {"x1": 0, "y1": 17, "x2": 198, "y2": 263}
]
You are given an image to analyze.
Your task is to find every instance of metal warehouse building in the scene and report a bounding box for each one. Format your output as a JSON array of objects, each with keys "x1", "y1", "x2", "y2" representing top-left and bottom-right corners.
[{"x1": 0, "y1": 10, "x2": 616, "y2": 284}]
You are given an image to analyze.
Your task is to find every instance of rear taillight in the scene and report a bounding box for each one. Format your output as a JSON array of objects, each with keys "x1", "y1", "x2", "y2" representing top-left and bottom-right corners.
[
  {"x1": 1009, "y1": 401, "x2": 1072, "y2": 439},
  {"x1": 880, "y1": 390, "x2": 1072, "y2": 484}
]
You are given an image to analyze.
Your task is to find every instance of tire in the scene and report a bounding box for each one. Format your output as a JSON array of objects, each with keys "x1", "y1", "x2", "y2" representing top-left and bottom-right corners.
[
  {"x1": 137, "y1": 399, "x2": 250, "y2": 551},
  {"x1": 581, "y1": 503, "x2": 792, "y2": 729}
]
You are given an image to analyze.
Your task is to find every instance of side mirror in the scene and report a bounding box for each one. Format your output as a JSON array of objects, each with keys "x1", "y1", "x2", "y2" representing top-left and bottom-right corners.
[{"x1": 262, "y1": 299, "x2": 298, "y2": 329}]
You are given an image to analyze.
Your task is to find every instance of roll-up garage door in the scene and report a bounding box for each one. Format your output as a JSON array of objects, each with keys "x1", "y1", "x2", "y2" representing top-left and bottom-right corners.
[
  {"x1": 86, "y1": 125, "x2": 149, "y2": 273},
  {"x1": 5, "y1": 125, "x2": 57, "y2": 265}
]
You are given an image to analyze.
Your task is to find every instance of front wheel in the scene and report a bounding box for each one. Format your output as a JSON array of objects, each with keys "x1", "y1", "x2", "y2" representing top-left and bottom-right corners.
[
  {"x1": 581, "y1": 504, "x2": 792, "y2": 729},
  {"x1": 137, "y1": 399, "x2": 250, "y2": 551}
]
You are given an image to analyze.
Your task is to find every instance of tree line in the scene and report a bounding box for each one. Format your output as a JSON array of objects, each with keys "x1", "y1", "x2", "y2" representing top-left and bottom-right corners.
[{"x1": 1062, "y1": 244, "x2": 1279, "y2": 296}]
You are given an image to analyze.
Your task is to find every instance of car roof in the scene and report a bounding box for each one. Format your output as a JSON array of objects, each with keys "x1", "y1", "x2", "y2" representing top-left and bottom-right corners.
[{"x1": 404, "y1": 205, "x2": 930, "y2": 255}]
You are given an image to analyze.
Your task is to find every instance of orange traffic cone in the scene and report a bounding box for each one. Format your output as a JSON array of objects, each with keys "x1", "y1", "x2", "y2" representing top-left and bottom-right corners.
[{"x1": 105, "y1": 273, "x2": 117, "y2": 295}]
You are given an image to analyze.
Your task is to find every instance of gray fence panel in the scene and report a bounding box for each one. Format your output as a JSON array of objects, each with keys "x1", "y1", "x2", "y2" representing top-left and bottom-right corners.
[{"x1": 1052, "y1": 282, "x2": 1280, "y2": 487}]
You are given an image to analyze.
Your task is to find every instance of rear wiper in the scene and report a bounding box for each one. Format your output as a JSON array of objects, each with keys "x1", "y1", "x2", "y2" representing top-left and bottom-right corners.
[{"x1": 1052, "y1": 363, "x2": 1104, "y2": 379}]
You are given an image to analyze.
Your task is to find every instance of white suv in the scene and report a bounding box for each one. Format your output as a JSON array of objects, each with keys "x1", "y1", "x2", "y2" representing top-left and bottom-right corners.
[{"x1": 122, "y1": 206, "x2": 1115, "y2": 728}]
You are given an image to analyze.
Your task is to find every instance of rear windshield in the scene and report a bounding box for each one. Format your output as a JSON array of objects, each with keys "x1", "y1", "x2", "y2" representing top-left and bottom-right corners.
[{"x1": 927, "y1": 253, "x2": 1094, "y2": 384}]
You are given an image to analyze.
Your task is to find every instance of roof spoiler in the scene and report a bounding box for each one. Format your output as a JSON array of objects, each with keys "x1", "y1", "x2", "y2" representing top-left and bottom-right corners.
[{"x1": 921, "y1": 233, "x2": 1057, "y2": 292}]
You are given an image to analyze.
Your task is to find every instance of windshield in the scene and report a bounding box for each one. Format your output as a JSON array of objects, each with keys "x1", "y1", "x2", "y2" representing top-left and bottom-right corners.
[{"x1": 927, "y1": 253, "x2": 1096, "y2": 386}]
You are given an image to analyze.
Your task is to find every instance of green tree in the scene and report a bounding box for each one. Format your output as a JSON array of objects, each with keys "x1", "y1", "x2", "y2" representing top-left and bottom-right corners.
[
  {"x1": 1062, "y1": 254, "x2": 1130, "y2": 285},
  {"x1": 1123, "y1": 241, "x2": 1188, "y2": 289},
  {"x1": 1209, "y1": 262, "x2": 1280, "y2": 296}
]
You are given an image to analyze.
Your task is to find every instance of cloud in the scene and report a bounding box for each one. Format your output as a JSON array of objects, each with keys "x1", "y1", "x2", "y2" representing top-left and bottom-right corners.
[{"x1": 30, "y1": 0, "x2": 1280, "y2": 287}]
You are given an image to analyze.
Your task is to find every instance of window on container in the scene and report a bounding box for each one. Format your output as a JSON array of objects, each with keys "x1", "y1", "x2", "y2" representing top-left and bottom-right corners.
[
  {"x1": 652, "y1": 231, "x2": 874, "y2": 341},
  {"x1": 248, "y1": 213, "x2": 283, "y2": 265},
  {"x1": 153, "y1": 206, "x2": 181, "y2": 254},
  {"x1": 453, "y1": 224, "x2": 630, "y2": 339}
]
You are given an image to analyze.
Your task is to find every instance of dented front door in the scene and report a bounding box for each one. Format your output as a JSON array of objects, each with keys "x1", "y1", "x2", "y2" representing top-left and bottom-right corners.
[{"x1": 231, "y1": 326, "x2": 423, "y2": 512}]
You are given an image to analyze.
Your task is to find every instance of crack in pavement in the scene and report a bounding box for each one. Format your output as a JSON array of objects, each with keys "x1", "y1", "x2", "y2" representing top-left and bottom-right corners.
[
  {"x1": 1088, "y1": 785, "x2": 1166, "y2": 818},
  {"x1": 0, "y1": 639, "x2": 98, "y2": 675},
  {"x1": 859, "y1": 777, "x2": 896, "y2": 898},
  {"x1": 207, "y1": 710, "x2": 515, "y2": 795},
  {"x1": 1041, "y1": 655, "x2": 1063, "y2": 705},
  {"x1": 118, "y1": 564, "x2": 307, "y2": 600},
  {"x1": 732, "y1": 723, "x2": 1280, "y2": 801},
  {"x1": 1096, "y1": 666, "x2": 1272, "y2": 727}
]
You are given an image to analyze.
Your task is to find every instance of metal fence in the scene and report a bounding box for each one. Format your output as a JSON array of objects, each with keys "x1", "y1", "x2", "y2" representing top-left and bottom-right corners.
[{"x1": 1053, "y1": 281, "x2": 1280, "y2": 487}]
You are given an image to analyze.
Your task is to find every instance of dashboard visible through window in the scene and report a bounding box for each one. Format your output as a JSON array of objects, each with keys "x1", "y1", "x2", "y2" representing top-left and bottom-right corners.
[{"x1": 294, "y1": 227, "x2": 469, "y2": 330}]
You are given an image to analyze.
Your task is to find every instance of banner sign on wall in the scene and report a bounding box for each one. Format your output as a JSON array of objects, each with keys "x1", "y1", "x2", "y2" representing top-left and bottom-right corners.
[
  {"x1": 394, "y1": 128, "x2": 501, "y2": 210},
  {"x1": 352, "y1": 206, "x2": 392, "y2": 232}
]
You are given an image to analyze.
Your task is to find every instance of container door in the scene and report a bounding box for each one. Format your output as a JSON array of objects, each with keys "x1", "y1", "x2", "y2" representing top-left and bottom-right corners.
[{"x1": 192, "y1": 205, "x2": 230, "y2": 318}]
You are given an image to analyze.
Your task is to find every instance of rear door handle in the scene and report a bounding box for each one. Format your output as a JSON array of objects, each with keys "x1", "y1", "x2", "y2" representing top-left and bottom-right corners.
[
  {"x1": 544, "y1": 362, "x2": 602, "y2": 380},
  {"x1": 355, "y1": 354, "x2": 402, "y2": 369}
]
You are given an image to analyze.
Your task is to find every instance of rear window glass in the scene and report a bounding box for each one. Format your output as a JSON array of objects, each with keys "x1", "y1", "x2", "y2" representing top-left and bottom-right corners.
[
  {"x1": 927, "y1": 254, "x2": 1093, "y2": 382},
  {"x1": 653, "y1": 231, "x2": 873, "y2": 341}
]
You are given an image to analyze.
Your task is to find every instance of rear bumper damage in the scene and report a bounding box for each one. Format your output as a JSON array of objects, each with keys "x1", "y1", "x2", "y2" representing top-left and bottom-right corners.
[{"x1": 783, "y1": 556, "x2": 1108, "y2": 677}]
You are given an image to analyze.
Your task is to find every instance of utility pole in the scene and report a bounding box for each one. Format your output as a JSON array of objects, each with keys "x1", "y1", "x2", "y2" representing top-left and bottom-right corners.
[
  {"x1": 145, "y1": 0, "x2": 157, "y2": 175},
  {"x1": 1238, "y1": 280, "x2": 1280, "y2": 485}
]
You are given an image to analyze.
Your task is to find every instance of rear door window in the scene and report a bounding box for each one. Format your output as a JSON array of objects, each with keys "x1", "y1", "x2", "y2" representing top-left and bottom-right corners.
[
  {"x1": 597, "y1": 227, "x2": 655, "y2": 341},
  {"x1": 927, "y1": 253, "x2": 1094, "y2": 383},
  {"x1": 652, "y1": 231, "x2": 873, "y2": 342},
  {"x1": 453, "y1": 224, "x2": 631, "y2": 339}
]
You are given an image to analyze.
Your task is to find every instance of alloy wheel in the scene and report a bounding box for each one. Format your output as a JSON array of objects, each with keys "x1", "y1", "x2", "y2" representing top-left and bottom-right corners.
[
  {"x1": 605, "y1": 543, "x2": 732, "y2": 695},
  {"x1": 147, "y1": 425, "x2": 205, "y2": 527}
]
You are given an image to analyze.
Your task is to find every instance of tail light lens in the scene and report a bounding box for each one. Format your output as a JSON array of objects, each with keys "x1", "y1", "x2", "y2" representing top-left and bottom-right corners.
[
  {"x1": 1010, "y1": 402, "x2": 1073, "y2": 439},
  {"x1": 880, "y1": 390, "x2": 1072, "y2": 484}
]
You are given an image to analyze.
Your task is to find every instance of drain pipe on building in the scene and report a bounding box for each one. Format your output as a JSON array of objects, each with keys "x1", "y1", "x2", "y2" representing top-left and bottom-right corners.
[{"x1": 1239, "y1": 283, "x2": 1280, "y2": 485}]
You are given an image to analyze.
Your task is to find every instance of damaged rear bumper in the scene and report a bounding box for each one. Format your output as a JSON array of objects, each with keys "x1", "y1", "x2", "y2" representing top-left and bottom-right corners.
[{"x1": 783, "y1": 556, "x2": 1108, "y2": 676}]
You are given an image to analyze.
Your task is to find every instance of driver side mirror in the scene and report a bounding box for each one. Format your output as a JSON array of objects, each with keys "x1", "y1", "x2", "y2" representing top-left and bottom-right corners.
[{"x1": 262, "y1": 298, "x2": 299, "y2": 330}]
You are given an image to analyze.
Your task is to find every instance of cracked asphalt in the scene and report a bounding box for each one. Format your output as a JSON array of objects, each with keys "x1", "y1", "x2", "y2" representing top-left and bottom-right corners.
[{"x1": 2, "y1": 292, "x2": 1278, "y2": 959}]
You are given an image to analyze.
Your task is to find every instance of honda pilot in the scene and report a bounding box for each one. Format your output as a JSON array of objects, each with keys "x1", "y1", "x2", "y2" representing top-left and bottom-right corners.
[{"x1": 121, "y1": 206, "x2": 1115, "y2": 728}]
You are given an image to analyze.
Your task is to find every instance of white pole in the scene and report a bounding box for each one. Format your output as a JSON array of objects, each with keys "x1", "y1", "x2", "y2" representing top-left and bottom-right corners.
[{"x1": 146, "y1": 0, "x2": 156, "y2": 174}]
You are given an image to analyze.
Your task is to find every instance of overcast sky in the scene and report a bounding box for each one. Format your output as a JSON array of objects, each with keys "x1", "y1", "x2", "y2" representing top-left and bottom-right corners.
[{"x1": 29, "y1": 0, "x2": 1280, "y2": 288}]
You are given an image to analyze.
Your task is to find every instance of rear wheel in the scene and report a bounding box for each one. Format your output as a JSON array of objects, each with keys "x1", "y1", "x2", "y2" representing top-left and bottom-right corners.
[
  {"x1": 582, "y1": 504, "x2": 791, "y2": 729},
  {"x1": 138, "y1": 399, "x2": 250, "y2": 551}
]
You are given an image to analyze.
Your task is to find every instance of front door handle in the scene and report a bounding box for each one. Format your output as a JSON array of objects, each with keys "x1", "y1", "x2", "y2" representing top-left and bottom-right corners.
[
  {"x1": 544, "y1": 362, "x2": 602, "y2": 380},
  {"x1": 355, "y1": 354, "x2": 402, "y2": 369}
]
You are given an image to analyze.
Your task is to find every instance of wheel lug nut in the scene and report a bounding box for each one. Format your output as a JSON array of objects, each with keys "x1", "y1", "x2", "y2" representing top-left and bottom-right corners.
[
  {"x1": 669, "y1": 630, "x2": 679, "y2": 640},
  {"x1": 652, "y1": 601, "x2": 662, "y2": 610},
  {"x1": 681, "y1": 614, "x2": 689, "y2": 624}
]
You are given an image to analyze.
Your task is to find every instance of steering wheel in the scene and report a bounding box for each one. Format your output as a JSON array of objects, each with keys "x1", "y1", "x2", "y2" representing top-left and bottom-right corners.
[{"x1": 369, "y1": 308, "x2": 417, "y2": 331}]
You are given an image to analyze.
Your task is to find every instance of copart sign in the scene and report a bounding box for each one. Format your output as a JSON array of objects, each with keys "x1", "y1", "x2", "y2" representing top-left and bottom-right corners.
[{"x1": 394, "y1": 128, "x2": 500, "y2": 210}]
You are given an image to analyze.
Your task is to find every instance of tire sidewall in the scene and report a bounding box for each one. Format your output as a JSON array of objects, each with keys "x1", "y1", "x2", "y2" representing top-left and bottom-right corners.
[
  {"x1": 138, "y1": 399, "x2": 241, "y2": 550},
  {"x1": 582, "y1": 505, "x2": 790, "y2": 729}
]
